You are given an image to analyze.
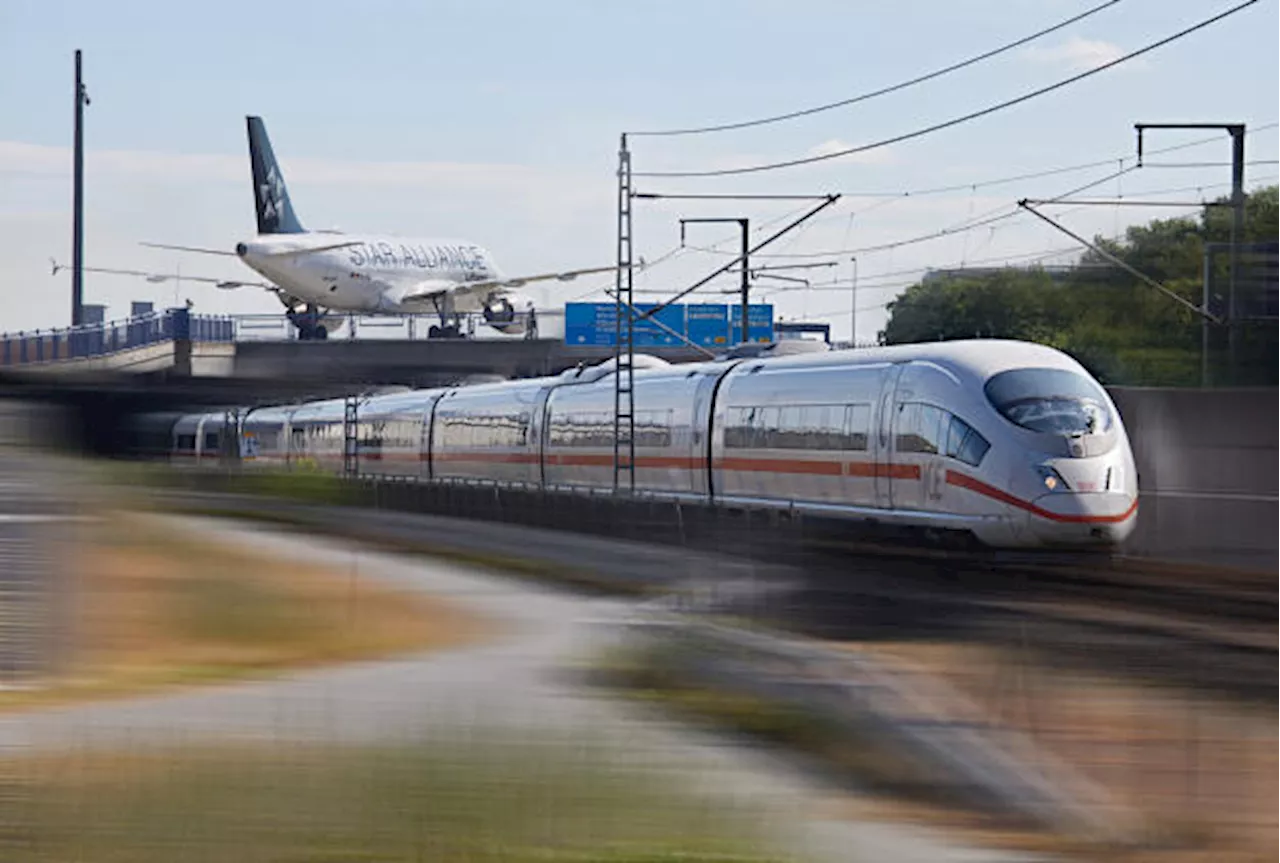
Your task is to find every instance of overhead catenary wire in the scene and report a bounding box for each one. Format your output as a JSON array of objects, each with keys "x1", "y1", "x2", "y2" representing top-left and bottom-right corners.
[
  {"x1": 691, "y1": 165, "x2": 1277, "y2": 264},
  {"x1": 632, "y1": 0, "x2": 1261, "y2": 178},
  {"x1": 627, "y1": 0, "x2": 1124, "y2": 137},
  {"x1": 641, "y1": 124, "x2": 1277, "y2": 267},
  {"x1": 1018, "y1": 200, "x2": 1219, "y2": 321},
  {"x1": 804, "y1": 123, "x2": 1277, "y2": 199},
  {"x1": 723, "y1": 162, "x2": 1143, "y2": 260},
  {"x1": 790, "y1": 200, "x2": 1216, "y2": 324}
]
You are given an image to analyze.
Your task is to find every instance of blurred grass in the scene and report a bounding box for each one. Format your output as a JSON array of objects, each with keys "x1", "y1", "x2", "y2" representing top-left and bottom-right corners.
[
  {"x1": 2, "y1": 739, "x2": 789, "y2": 862},
  {"x1": 0, "y1": 513, "x2": 489, "y2": 711},
  {"x1": 93, "y1": 461, "x2": 658, "y2": 598}
]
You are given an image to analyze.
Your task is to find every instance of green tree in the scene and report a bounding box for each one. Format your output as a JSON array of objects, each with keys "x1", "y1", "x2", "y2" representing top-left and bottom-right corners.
[{"x1": 880, "y1": 185, "x2": 1278, "y2": 386}]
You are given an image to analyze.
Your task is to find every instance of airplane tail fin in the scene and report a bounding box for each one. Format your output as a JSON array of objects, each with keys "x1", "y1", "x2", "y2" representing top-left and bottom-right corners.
[{"x1": 246, "y1": 116, "x2": 305, "y2": 235}]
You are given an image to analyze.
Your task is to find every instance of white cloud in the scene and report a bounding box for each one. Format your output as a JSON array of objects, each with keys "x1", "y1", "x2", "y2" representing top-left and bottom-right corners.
[
  {"x1": 804, "y1": 139, "x2": 897, "y2": 165},
  {"x1": 1022, "y1": 37, "x2": 1130, "y2": 72}
]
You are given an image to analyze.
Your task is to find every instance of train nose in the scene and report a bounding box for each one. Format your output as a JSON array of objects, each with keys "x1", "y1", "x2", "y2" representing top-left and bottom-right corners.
[{"x1": 1027, "y1": 491, "x2": 1139, "y2": 546}]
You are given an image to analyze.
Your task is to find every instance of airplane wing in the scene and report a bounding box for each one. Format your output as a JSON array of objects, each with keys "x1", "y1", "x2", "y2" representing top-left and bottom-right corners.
[
  {"x1": 395, "y1": 263, "x2": 635, "y2": 304},
  {"x1": 141, "y1": 239, "x2": 364, "y2": 258},
  {"x1": 139, "y1": 242, "x2": 237, "y2": 257},
  {"x1": 50, "y1": 259, "x2": 277, "y2": 292}
]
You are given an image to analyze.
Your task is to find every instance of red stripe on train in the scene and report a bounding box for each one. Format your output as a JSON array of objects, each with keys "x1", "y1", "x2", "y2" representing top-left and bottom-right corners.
[{"x1": 945, "y1": 469, "x2": 1138, "y2": 524}]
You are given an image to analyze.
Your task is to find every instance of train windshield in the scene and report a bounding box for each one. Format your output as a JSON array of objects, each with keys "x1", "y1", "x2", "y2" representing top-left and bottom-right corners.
[{"x1": 984, "y1": 368, "x2": 1111, "y2": 435}]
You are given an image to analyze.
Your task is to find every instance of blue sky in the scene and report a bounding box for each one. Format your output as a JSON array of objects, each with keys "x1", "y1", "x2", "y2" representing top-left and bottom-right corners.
[{"x1": 2, "y1": 0, "x2": 1277, "y2": 340}]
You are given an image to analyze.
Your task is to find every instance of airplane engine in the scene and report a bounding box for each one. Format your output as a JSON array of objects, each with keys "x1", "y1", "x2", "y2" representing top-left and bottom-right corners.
[{"x1": 482, "y1": 292, "x2": 536, "y2": 336}]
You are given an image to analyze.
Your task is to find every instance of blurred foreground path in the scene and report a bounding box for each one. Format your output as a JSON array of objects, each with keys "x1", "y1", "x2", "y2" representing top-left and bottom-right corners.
[{"x1": 1, "y1": 515, "x2": 1044, "y2": 863}]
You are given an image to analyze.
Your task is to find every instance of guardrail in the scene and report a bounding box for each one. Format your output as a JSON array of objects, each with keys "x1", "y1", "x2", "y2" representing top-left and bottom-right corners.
[
  {"x1": 230, "y1": 309, "x2": 560, "y2": 342},
  {"x1": 0, "y1": 309, "x2": 234, "y2": 368}
]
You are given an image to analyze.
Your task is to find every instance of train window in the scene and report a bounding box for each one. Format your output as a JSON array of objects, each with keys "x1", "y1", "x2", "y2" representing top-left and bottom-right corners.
[
  {"x1": 203, "y1": 432, "x2": 219, "y2": 452},
  {"x1": 725, "y1": 403, "x2": 870, "y2": 451},
  {"x1": 945, "y1": 416, "x2": 990, "y2": 467},
  {"x1": 844, "y1": 404, "x2": 870, "y2": 451},
  {"x1": 723, "y1": 407, "x2": 751, "y2": 449},
  {"x1": 957, "y1": 428, "x2": 990, "y2": 467},
  {"x1": 177, "y1": 434, "x2": 196, "y2": 451},
  {"x1": 633, "y1": 410, "x2": 667, "y2": 448},
  {"x1": 895, "y1": 402, "x2": 945, "y2": 455},
  {"x1": 984, "y1": 368, "x2": 1111, "y2": 435}
]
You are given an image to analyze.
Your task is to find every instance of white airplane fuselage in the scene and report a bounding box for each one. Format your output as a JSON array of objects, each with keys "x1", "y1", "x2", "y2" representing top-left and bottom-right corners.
[{"x1": 237, "y1": 234, "x2": 512, "y2": 316}]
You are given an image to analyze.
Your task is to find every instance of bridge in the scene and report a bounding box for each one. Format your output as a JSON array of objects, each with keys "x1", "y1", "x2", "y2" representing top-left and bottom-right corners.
[{"x1": 0, "y1": 307, "x2": 710, "y2": 387}]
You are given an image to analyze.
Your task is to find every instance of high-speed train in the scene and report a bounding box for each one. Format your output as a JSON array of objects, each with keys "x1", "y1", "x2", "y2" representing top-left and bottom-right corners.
[{"x1": 163, "y1": 340, "x2": 1138, "y2": 549}]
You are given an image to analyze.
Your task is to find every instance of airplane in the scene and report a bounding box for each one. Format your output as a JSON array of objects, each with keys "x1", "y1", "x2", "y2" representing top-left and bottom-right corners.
[{"x1": 69, "y1": 116, "x2": 629, "y2": 340}]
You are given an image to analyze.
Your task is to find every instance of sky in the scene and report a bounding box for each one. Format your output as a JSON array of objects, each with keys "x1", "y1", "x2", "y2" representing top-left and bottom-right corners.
[{"x1": 1, "y1": 0, "x2": 1277, "y2": 342}]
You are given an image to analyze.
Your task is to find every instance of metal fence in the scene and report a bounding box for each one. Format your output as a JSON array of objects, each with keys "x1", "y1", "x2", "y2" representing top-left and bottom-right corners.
[{"x1": 0, "y1": 309, "x2": 235, "y2": 368}]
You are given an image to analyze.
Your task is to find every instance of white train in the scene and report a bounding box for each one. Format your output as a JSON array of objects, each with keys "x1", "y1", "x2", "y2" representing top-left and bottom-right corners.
[{"x1": 167, "y1": 339, "x2": 1139, "y2": 549}]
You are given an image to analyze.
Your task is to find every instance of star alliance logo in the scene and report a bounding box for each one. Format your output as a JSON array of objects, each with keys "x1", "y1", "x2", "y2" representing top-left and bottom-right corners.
[{"x1": 259, "y1": 166, "x2": 284, "y2": 221}]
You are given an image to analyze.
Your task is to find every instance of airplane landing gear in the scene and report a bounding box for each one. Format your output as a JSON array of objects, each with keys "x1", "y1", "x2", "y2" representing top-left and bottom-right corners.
[
  {"x1": 427, "y1": 295, "x2": 466, "y2": 340},
  {"x1": 280, "y1": 298, "x2": 330, "y2": 341}
]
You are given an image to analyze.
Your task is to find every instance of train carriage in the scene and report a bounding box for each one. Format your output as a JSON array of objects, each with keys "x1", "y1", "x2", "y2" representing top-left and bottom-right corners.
[
  {"x1": 284, "y1": 398, "x2": 348, "y2": 471},
  {"x1": 239, "y1": 405, "x2": 296, "y2": 467},
  {"x1": 170, "y1": 411, "x2": 227, "y2": 465},
  {"x1": 543, "y1": 356, "x2": 723, "y2": 496},
  {"x1": 356, "y1": 390, "x2": 442, "y2": 479},
  {"x1": 155, "y1": 339, "x2": 1138, "y2": 550},
  {"x1": 431, "y1": 379, "x2": 545, "y2": 485}
]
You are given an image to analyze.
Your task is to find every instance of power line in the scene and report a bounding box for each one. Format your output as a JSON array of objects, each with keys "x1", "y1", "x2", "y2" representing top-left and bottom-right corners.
[
  {"x1": 633, "y1": 0, "x2": 1261, "y2": 178},
  {"x1": 639, "y1": 123, "x2": 1277, "y2": 261},
  {"x1": 692, "y1": 167, "x2": 1278, "y2": 262},
  {"x1": 727, "y1": 162, "x2": 1142, "y2": 259},
  {"x1": 790, "y1": 200, "x2": 1215, "y2": 324},
  {"x1": 627, "y1": 0, "x2": 1123, "y2": 137}
]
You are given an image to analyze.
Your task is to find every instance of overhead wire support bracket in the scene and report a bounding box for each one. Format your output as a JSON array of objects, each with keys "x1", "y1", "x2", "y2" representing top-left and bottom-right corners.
[
  {"x1": 1021, "y1": 198, "x2": 1235, "y2": 208},
  {"x1": 638, "y1": 194, "x2": 841, "y2": 322},
  {"x1": 633, "y1": 192, "x2": 836, "y2": 201},
  {"x1": 1017, "y1": 200, "x2": 1220, "y2": 324}
]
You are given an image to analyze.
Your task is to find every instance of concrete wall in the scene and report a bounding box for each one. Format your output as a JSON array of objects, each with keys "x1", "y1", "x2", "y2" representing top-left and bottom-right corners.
[{"x1": 1109, "y1": 387, "x2": 1278, "y2": 572}]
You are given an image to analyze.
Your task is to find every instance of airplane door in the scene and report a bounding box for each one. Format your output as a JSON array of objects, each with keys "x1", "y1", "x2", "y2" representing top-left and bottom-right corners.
[{"x1": 873, "y1": 364, "x2": 904, "y2": 509}]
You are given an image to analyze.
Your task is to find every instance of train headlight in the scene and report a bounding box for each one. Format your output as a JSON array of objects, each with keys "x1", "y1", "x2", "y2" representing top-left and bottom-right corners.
[{"x1": 1036, "y1": 465, "x2": 1070, "y2": 492}]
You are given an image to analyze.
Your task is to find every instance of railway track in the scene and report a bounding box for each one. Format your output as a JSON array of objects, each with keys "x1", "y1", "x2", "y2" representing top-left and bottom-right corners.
[{"x1": 706, "y1": 538, "x2": 1276, "y2": 701}]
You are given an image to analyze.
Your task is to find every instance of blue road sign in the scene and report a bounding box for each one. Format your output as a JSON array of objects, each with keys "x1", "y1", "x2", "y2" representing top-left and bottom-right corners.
[
  {"x1": 564, "y1": 302, "x2": 687, "y2": 347},
  {"x1": 686, "y1": 304, "x2": 730, "y2": 347},
  {"x1": 730, "y1": 303, "x2": 775, "y2": 343},
  {"x1": 564, "y1": 302, "x2": 772, "y2": 347}
]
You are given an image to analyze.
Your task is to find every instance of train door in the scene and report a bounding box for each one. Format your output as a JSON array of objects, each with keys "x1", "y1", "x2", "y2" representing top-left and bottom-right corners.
[
  {"x1": 888, "y1": 365, "x2": 948, "y2": 513},
  {"x1": 872, "y1": 364, "x2": 904, "y2": 509},
  {"x1": 529, "y1": 385, "x2": 555, "y2": 487},
  {"x1": 690, "y1": 367, "x2": 734, "y2": 498}
]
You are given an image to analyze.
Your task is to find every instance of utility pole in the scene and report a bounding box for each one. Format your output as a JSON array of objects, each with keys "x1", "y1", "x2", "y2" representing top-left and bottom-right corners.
[
  {"x1": 849, "y1": 256, "x2": 858, "y2": 348},
  {"x1": 71, "y1": 50, "x2": 90, "y2": 327},
  {"x1": 1135, "y1": 122, "x2": 1246, "y2": 381},
  {"x1": 612, "y1": 134, "x2": 635, "y2": 493},
  {"x1": 738, "y1": 218, "x2": 749, "y2": 344},
  {"x1": 1227, "y1": 126, "x2": 1245, "y2": 372},
  {"x1": 680, "y1": 217, "x2": 750, "y2": 343}
]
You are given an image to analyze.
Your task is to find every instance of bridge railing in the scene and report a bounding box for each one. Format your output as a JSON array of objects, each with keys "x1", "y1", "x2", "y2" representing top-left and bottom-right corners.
[
  {"x1": 0, "y1": 308, "x2": 235, "y2": 368},
  {"x1": 229, "y1": 309, "x2": 562, "y2": 342}
]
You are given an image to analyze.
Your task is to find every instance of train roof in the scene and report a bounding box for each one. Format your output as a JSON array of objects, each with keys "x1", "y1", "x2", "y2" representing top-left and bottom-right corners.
[{"x1": 730, "y1": 339, "x2": 1089, "y2": 383}]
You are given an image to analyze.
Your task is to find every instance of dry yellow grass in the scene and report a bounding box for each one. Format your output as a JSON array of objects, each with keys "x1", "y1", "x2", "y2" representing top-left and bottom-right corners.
[{"x1": 0, "y1": 513, "x2": 491, "y2": 711}]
